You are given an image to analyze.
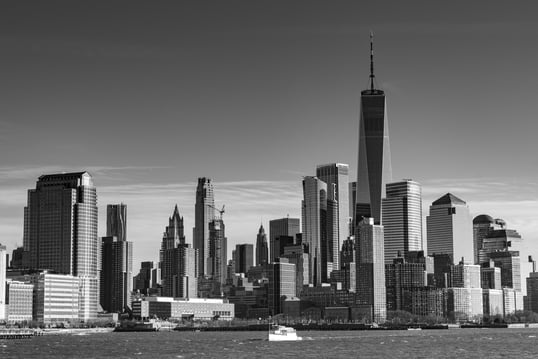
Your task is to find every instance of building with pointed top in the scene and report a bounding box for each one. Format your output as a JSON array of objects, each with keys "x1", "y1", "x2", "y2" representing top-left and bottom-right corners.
[
  {"x1": 256, "y1": 225, "x2": 268, "y2": 266},
  {"x1": 355, "y1": 33, "x2": 392, "y2": 227},
  {"x1": 426, "y1": 193, "x2": 473, "y2": 265}
]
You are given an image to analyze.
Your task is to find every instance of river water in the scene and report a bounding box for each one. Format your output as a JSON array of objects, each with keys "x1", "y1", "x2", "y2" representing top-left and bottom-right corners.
[{"x1": 2, "y1": 328, "x2": 538, "y2": 358}]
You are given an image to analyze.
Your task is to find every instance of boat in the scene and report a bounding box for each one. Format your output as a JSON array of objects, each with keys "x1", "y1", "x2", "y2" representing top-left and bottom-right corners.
[
  {"x1": 114, "y1": 320, "x2": 160, "y2": 332},
  {"x1": 268, "y1": 325, "x2": 302, "y2": 341}
]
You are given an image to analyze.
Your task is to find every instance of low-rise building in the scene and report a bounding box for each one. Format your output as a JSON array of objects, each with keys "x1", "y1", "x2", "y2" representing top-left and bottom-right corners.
[
  {"x1": 35, "y1": 273, "x2": 80, "y2": 324},
  {"x1": 132, "y1": 297, "x2": 234, "y2": 321},
  {"x1": 5, "y1": 280, "x2": 34, "y2": 323}
]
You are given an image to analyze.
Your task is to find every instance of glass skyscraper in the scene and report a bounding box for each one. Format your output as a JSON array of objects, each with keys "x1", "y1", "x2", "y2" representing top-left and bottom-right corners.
[{"x1": 194, "y1": 177, "x2": 215, "y2": 277}]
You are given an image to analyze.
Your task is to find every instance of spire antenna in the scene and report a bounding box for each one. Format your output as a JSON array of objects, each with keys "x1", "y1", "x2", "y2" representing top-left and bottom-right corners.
[{"x1": 369, "y1": 30, "x2": 375, "y2": 91}]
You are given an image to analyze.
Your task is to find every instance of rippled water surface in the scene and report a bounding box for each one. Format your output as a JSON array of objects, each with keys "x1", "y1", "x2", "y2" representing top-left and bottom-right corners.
[{"x1": 2, "y1": 328, "x2": 538, "y2": 358}]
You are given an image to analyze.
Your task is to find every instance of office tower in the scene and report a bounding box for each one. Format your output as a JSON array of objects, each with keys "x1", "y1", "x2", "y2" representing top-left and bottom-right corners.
[
  {"x1": 282, "y1": 244, "x2": 309, "y2": 296},
  {"x1": 160, "y1": 206, "x2": 197, "y2": 298},
  {"x1": 316, "y1": 163, "x2": 349, "y2": 271},
  {"x1": 5, "y1": 280, "x2": 34, "y2": 323},
  {"x1": 355, "y1": 34, "x2": 392, "y2": 226},
  {"x1": 100, "y1": 204, "x2": 133, "y2": 313},
  {"x1": 35, "y1": 273, "x2": 80, "y2": 323},
  {"x1": 193, "y1": 177, "x2": 215, "y2": 277},
  {"x1": 481, "y1": 262, "x2": 502, "y2": 290},
  {"x1": 269, "y1": 217, "x2": 300, "y2": 263},
  {"x1": 267, "y1": 258, "x2": 296, "y2": 315},
  {"x1": 0, "y1": 244, "x2": 6, "y2": 321},
  {"x1": 208, "y1": 219, "x2": 227, "y2": 285},
  {"x1": 356, "y1": 217, "x2": 386, "y2": 323},
  {"x1": 426, "y1": 193, "x2": 473, "y2": 265},
  {"x1": 235, "y1": 244, "x2": 253, "y2": 274},
  {"x1": 134, "y1": 261, "x2": 156, "y2": 295},
  {"x1": 479, "y1": 227, "x2": 523, "y2": 264},
  {"x1": 10, "y1": 247, "x2": 24, "y2": 269},
  {"x1": 526, "y1": 272, "x2": 538, "y2": 313},
  {"x1": 302, "y1": 176, "x2": 334, "y2": 285},
  {"x1": 23, "y1": 172, "x2": 99, "y2": 321},
  {"x1": 449, "y1": 262, "x2": 481, "y2": 288},
  {"x1": 385, "y1": 256, "x2": 426, "y2": 313},
  {"x1": 382, "y1": 180, "x2": 423, "y2": 264},
  {"x1": 473, "y1": 215, "x2": 503, "y2": 264},
  {"x1": 255, "y1": 225, "x2": 268, "y2": 266},
  {"x1": 489, "y1": 251, "x2": 521, "y2": 291},
  {"x1": 349, "y1": 182, "x2": 357, "y2": 236}
]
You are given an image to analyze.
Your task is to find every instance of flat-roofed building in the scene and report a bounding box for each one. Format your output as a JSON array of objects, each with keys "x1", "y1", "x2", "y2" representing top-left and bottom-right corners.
[
  {"x1": 132, "y1": 297, "x2": 234, "y2": 321},
  {"x1": 35, "y1": 273, "x2": 80, "y2": 324},
  {"x1": 482, "y1": 289, "x2": 503, "y2": 317},
  {"x1": 447, "y1": 287, "x2": 483, "y2": 322},
  {"x1": 5, "y1": 280, "x2": 34, "y2": 323}
]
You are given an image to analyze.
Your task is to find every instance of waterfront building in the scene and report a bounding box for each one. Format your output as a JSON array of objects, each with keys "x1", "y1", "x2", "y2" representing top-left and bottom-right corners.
[
  {"x1": 482, "y1": 289, "x2": 504, "y2": 317},
  {"x1": 302, "y1": 176, "x2": 338, "y2": 285},
  {"x1": 234, "y1": 244, "x2": 253, "y2": 274},
  {"x1": 503, "y1": 287, "x2": 524, "y2": 316},
  {"x1": 160, "y1": 206, "x2": 197, "y2": 298},
  {"x1": 5, "y1": 280, "x2": 33, "y2": 323},
  {"x1": 269, "y1": 217, "x2": 300, "y2": 263},
  {"x1": 355, "y1": 34, "x2": 392, "y2": 226},
  {"x1": 267, "y1": 258, "x2": 296, "y2": 315},
  {"x1": 23, "y1": 172, "x2": 99, "y2": 321},
  {"x1": 385, "y1": 256, "x2": 426, "y2": 312},
  {"x1": 35, "y1": 272, "x2": 80, "y2": 323},
  {"x1": 356, "y1": 217, "x2": 386, "y2": 323},
  {"x1": 382, "y1": 180, "x2": 423, "y2": 264},
  {"x1": 208, "y1": 219, "x2": 227, "y2": 286},
  {"x1": 132, "y1": 297, "x2": 234, "y2": 321},
  {"x1": 447, "y1": 288, "x2": 483, "y2": 322},
  {"x1": 193, "y1": 177, "x2": 215, "y2": 277},
  {"x1": 100, "y1": 204, "x2": 133, "y2": 313},
  {"x1": 488, "y1": 251, "x2": 521, "y2": 291},
  {"x1": 426, "y1": 193, "x2": 473, "y2": 265},
  {"x1": 0, "y1": 244, "x2": 6, "y2": 321},
  {"x1": 449, "y1": 262, "x2": 481, "y2": 289},
  {"x1": 481, "y1": 263, "x2": 502, "y2": 290},
  {"x1": 316, "y1": 163, "x2": 350, "y2": 271},
  {"x1": 255, "y1": 224, "x2": 268, "y2": 266}
]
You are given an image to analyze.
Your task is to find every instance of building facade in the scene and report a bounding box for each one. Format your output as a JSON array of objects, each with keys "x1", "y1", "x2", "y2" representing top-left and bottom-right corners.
[
  {"x1": 132, "y1": 297, "x2": 234, "y2": 321},
  {"x1": 5, "y1": 280, "x2": 34, "y2": 323},
  {"x1": 269, "y1": 217, "x2": 300, "y2": 263},
  {"x1": 234, "y1": 244, "x2": 253, "y2": 274},
  {"x1": 35, "y1": 273, "x2": 80, "y2": 323},
  {"x1": 208, "y1": 219, "x2": 227, "y2": 286},
  {"x1": 268, "y1": 258, "x2": 296, "y2": 315},
  {"x1": 193, "y1": 177, "x2": 215, "y2": 277},
  {"x1": 255, "y1": 224, "x2": 268, "y2": 266}
]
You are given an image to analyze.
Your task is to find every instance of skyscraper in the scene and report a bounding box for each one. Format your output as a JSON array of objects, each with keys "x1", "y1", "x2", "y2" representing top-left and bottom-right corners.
[
  {"x1": 355, "y1": 33, "x2": 392, "y2": 226},
  {"x1": 267, "y1": 258, "x2": 296, "y2": 315},
  {"x1": 0, "y1": 244, "x2": 6, "y2": 321},
  {"x1": 160, "y1": 205, "x2": 197, "y2": 298},
  {"x1": 269, "y1": 217, "x2": 300, "y2": 263},
  {"x1": 208, "y1": 218, "x2": 227, "y2": 286},
  {"x1": 382, "y1": 180, "x2": 423, "y2": 264},
  {"x1": 193, "y1": 177, "x2": 215, "y2": 277},
  {"x1": 23, "y1": 172, "x2": 99, "y2": 321},
  {"x1": 255, "y1": 224, "x2": 268, "y2": 266},
  {"x1": 100, "y1": 203, "x2": 133, "y2": 313},
  {"x1": 356, "y1": 217, "x2": 386, "y2": 323},
  {"x1": 234, "y1": 244, "x2": 253, "y2": 274},
  {"x1": 302, "y1": 176, "x2": 333, "y2": 285},
  {"x1": 316, "y1": 163, "x2": 349, "y2": 271},
  {"x1": 426, "y1": 193, "x2": 473, "y2": 265}
]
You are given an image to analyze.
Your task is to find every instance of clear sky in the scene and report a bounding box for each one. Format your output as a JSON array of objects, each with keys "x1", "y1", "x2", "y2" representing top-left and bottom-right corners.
[{"x1": 1, "y1": 1, "x2": 537, "y2": 285}]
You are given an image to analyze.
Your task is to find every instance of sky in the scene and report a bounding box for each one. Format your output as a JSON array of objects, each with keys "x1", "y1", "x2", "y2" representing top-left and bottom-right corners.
[{"x1": 1, "y1": 1, "x2": 537, "y2": 286}]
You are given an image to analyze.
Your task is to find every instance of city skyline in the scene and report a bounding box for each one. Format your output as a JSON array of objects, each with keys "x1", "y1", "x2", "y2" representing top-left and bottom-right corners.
[{"x1": 1, "y1": 1, "x2": 538, "y2": 281}]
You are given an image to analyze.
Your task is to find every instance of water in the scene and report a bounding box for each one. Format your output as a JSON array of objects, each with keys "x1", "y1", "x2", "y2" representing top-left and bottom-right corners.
[{"x1": 2, "y1": 328, "x2": 538, "y2": 358}]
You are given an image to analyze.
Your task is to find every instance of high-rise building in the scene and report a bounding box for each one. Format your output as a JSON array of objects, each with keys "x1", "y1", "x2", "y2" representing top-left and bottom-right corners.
[
  {"x1": 489, "y1": 250, "x2": 521, "y2": 291},
  {"x1": 426, "y1": 193, "x2": 473, "y2": 265},
  {"x1": 356, "y1": 217, "x2": 386, "y2": 323},
  {"x1": 235, "y1": 244, "x2": 253, "y2": 274},
  {"x1": 208, "y1": 219, "x2": 227, "y2": 286},
  {"x1": 23, "y1": 172, "x2": 99, "y2": 321},
  {"x1": 255, "y1": 225, "x2": 268, "y2": 266},
  {"x1": 10, "y1": 246, "x2": 24, "y2": 269},
  {"x1": 0, "y1": 244, "x2": 6, "y2": 321},
  {"x1": 473, "y1": 215, "x2": 503, "y2": 264},
  {"x1": 302, "y1": 176, "x2": 337, "y2": 285},
  {"x1": 269, "y1": 217, "x2": 300, "y2": 263},
  {"x1": 267, "y1": 258, "x2": 296, "y2": 315},
  {"x1": 193, "y1": 177, "x2": 215, "y2": 277},
  {"x1": 160, "y1": 206, "x2": 197, "y2": 298},
  {"x1": 382, "y1": 180, "x2": 423, "y2": 264},
  {"x1": 316, "y1": 163, "x2": 349, "y2": 271},
  {"x1": 134, "y1": 261, "x2": 157, "y2": 295},
  {"x1": 35, "y1": 272, "x2": 80, "y2": 323},
  {"x1": 100, "y1": 204, "x2": 133, "y2": 313},
  {"x1": 349, "y1": 182, "x2": 357, "y2": 236},
  {"x1": 355, "y1": 34, "x2": 392, "y2": 226},
  {"x1": 525, "y1": 272, "x2": 538, "y2": 313}
]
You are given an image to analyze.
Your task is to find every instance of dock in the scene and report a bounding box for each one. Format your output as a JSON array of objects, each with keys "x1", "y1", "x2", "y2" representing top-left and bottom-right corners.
[{"x1": 0, "y1": 330, "x2": 43, "y2": 340}]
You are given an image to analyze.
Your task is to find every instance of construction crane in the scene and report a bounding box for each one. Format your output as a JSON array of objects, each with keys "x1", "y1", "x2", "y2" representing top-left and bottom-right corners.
[{"x1": 207, "y1": 204, "x2": 225, "y2": 220}]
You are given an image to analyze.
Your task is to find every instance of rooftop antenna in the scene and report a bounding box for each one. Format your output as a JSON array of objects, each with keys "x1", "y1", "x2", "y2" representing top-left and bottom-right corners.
[{"x1": 369, "y1": 30, "x2": 375, "y2": 92}]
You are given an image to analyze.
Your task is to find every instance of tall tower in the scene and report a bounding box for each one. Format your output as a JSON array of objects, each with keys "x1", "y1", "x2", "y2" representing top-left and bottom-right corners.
[
  {"x1": 316, "y1": 163, "x2": 349, "y2": 271},
  {"x1": 269, "y1": 217, "x2": 300, "y2": 263},
  {"x1": 193, "y1": 178, "x2": 215, "y2": 277},
  {"x1": 426, "y1": 193, "x2": 473, "y2": 264},
  {"x1": 355, "y1": 33, "x2": 392, "y2": 226},
  {"x1": 382, "y1": 180, "x2": 423, "y2": 264},
  {"x1": 100, "y1": 203, "x2": 132, "y2": 313},
  {"x1": 208, "y1": 219, "x2": 227, "y2": 285},
  {"x1": 256, "y1": 224, "x2": 269, "y2": 266},
  {"x1": 23, "y1": 172, "x2": 99, "y2": 321}
]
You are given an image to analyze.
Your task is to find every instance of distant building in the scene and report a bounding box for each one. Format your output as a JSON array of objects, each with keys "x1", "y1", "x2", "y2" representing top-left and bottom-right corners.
[
  {"x1": 255, "y1": 225, "x2": 268, "y2": 266},
  {"x1": 382, "y1": 180, "x2": 423, "y2": 264},
  {"x1": 355, "y1": 218, "x2": 386, "y2": 323},
  {"x1": 132, "y1": 297, "x2": 234, "y2": 321},
  {"x1": 160, "y1": 206, "x2": 197, "y2": 299},
  {"x1": 489, "y1": 251, "x2": 521, "y2": 291},
  {"x1": 525, "y1": 272, "x2": 538, "y2": 313},
  {"x1": 193, "y1": 177, "x2": 215, "y2": 277},
  {"x1": 449, "y1": 262, "x2": 481, "y2": 289},
  {"x1": 0, "y1": 244, "x2": 6, "y2": 321},
  {"x1": 316, "y1": 163, "x2": 350, "y2": 272},
  {"x1": 23, "y1": 172, "x2": 99, "y2": 321},
  {"x1": 269, "y1": 217, "x2": 300, "y2": 263},
  {"x1": 208, "y1": 219, "x2": 227, "y2": 286},
  {"x1": 482, "y1": 289, "x2": 504, "y2": 318},
  {"x1": 503, "y1": 288, "x2": 524, "y2": 316},
  {"x1": 35, "y1": 273, "x2": 80, "y2": 323},
  {"x1": 426, "y1": 193, "x2": 473, "y2": 265},
  {"x1": 282, "y1": 244, "x2": 309, "y2": 296},
  {"x1": 385, "y1": 256, "x2": 427, "y2": 313},
  {"x1": 473, "y1": 215, "x2": 503, "y2": 264},
  {"x1": 268, "y1": 258, "x2": 296, "y2": 315},
  {"x1": 481, "y1": 262, "x2": 502, "y2": 290},
  {"x1": 447, "y1": 288, "x2": 483, "y2": 322},
  {"x1": 133, "y1": 261, "x2": 157, "y2": 295},
  {"x1": 234, "y1": 244, "x2": 253, "y2": 274},
  {"x1": 10, "y1": 247, "x2": 24, "y2": 269},
  {"x1": 5, "y1": 280, "x2": 33, "y2": 323}
]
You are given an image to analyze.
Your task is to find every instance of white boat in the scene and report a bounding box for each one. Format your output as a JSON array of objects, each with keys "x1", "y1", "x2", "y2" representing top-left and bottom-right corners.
[{"x1": 268, "y1": 325, "x2": 302, "y2": 341}]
